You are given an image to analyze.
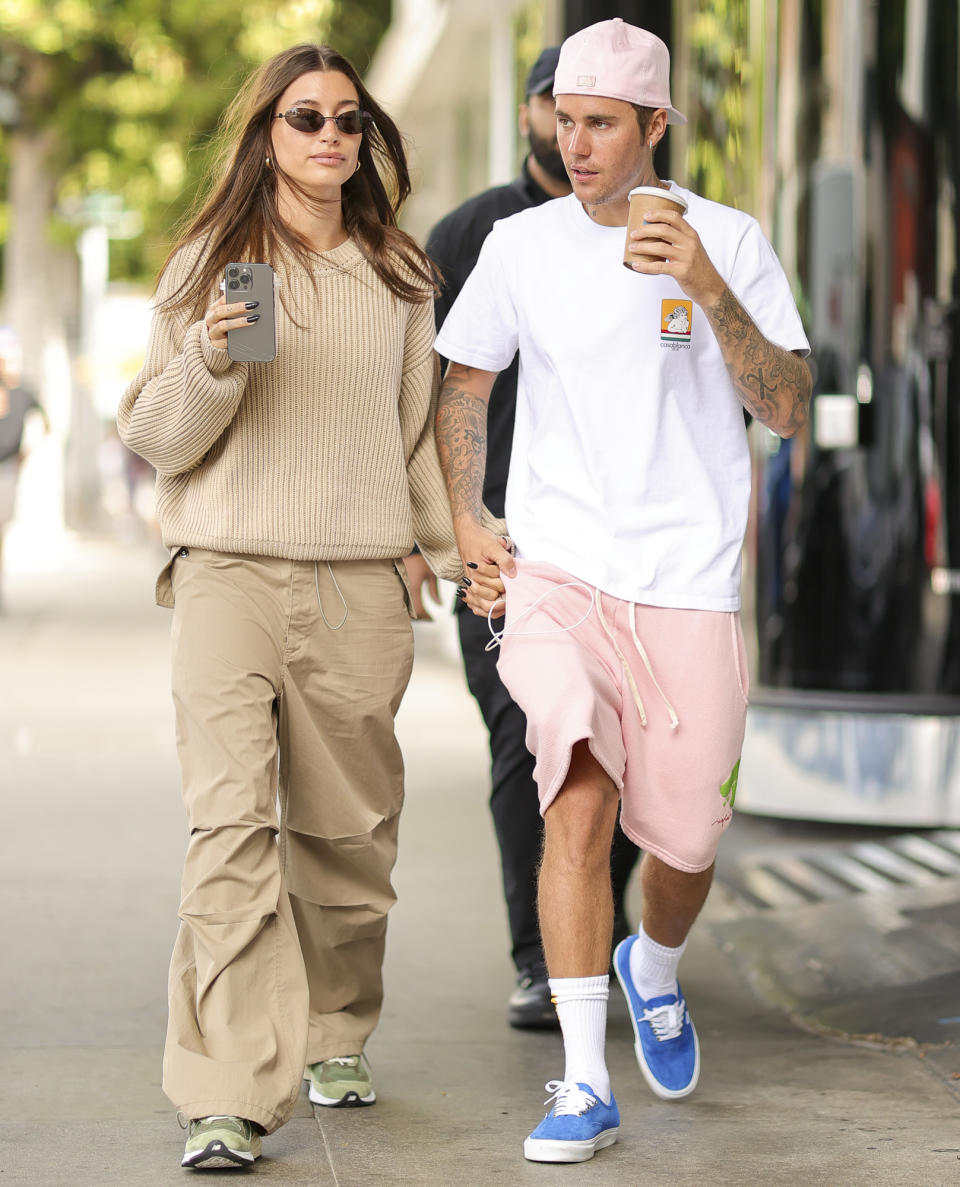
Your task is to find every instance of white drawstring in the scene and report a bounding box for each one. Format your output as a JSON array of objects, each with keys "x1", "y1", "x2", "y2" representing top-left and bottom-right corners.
[
  {"x1": 315, "y1": 561, "x2": 348, "y2": 630},
  {"x1": 595, "y1": 589, "x2": 650, "y2": 727},
  {"x1": 490, "y1": 577, "x2": 679, "y2": 731},
  {"x1": 484, "y1": 581, "x2": 594, "y2": 652},
  {"x1": 629, "y1": 604, "x2": 679, "y2": 730}
]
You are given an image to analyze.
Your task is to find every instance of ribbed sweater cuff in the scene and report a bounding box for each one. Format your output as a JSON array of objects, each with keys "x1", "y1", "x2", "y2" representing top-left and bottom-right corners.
[{"x1": 195, "y1": 320, "x2": 243, "y2": 376}]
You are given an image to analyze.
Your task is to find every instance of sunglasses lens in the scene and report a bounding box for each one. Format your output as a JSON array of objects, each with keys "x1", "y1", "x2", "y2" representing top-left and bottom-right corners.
[
  {"x1": 285, "y1": 108, "x2": 321, "y2": 132},
  {"x1": 337, "y1": 110, "x2": 365, "y2": 135},
  {"x1": 280, "y1": 108, "x2": 365, "y2": 134}
]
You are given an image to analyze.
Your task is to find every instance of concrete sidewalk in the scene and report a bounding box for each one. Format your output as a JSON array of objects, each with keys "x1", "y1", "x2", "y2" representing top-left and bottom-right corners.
[{"x1": 1, "y1": 536, "x2": 958, "y2": 1185}]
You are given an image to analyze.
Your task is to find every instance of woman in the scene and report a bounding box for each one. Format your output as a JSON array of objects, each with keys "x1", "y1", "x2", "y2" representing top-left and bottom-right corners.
[
  {"x1": 0, "y1": 343, "x2": 44, "y2": 609},
  {"x1": 119, "y1": 43, "x2": 494, "y2": 1171}
]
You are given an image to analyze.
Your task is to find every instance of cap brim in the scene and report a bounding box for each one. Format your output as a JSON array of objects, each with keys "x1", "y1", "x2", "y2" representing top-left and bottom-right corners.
[{"x1": 553, "y1": 87, "x2": 686, "y2": 127}]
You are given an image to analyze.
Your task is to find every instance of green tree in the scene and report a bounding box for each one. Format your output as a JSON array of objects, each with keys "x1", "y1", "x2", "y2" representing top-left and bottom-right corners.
[
  {"x1": 0, "y1": 0, "x2": 389, "y2": 392},
  {"x1": 684, "y1": 0, "x2": 753, "y2": 209}
]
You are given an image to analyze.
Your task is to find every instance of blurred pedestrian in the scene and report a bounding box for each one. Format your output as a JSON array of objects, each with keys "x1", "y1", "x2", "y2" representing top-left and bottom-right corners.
[
  {"x1": 435, "y1": 19, "x2": 810, "y2": 1163},
  {"x1": 118, "y1": 42, "x2": 480, "y2": 1171},
  {"x1": 0, "y1": 334, "x2": 47, "y2": 609},
  {"x1": 425, "y1": 47, "x2": 640, "y2": 1030}
]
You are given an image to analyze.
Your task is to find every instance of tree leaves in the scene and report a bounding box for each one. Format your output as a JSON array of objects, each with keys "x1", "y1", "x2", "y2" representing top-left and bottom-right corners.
[{"x1": 0, "y1": 0, "x2": 389, "y2": 279}]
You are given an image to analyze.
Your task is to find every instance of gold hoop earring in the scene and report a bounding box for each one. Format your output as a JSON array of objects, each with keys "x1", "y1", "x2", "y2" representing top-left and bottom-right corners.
[
  {"x1": 354, "y1": 160, "x2": 361, "y2": 174},
  {"x1": 265, "y1": 156, "x2": 272, "y2": 168}
]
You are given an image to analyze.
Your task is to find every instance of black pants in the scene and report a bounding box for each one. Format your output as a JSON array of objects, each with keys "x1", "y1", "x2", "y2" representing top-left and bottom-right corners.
[{"x1": 457, "y1": 606, "x2": 642, "y2": 973}]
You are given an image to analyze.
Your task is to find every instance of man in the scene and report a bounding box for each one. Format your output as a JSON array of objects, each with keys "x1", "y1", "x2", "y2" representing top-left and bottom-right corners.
[
  {"x1": 424, "y1": 46, "x2": 641, "y2": 1030},
  {"x1": 434, "y1": 19, "x2": 810, "y2": 1164}
]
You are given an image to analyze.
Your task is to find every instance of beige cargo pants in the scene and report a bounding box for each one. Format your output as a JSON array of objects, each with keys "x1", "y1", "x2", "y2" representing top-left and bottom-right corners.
[{"x1": 161, "y1": 548, "x2": 414, "y2": 1133}]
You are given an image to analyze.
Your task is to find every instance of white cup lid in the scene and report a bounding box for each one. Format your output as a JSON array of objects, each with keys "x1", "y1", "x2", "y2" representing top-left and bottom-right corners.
[{"x1": 628, "y1": 185, "x2": 687, "y2": 210}]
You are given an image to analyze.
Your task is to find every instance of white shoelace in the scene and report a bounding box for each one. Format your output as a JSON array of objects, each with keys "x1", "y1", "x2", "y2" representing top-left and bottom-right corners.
[
  {"x1": 642, "y1": 1001, "x2": 685, "y2": 1042},
  {"x1": 326, "y1": 1055, "x2": 359, "y2": 1066},
  {"x1": 543, "y1": 1080, "x2": 597, "y2": 1116}
]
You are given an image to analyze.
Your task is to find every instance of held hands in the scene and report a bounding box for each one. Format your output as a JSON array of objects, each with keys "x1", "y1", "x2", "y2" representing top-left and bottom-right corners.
[
  {"x1": 204, "y1": 294, "x2": 261, "y2": 351},
  {"x1": 455, "y1": 520, "x2": 516, "y2": 619},
  {"x1": 626, "y1": 210, "x2": 726, "y2": 308}
]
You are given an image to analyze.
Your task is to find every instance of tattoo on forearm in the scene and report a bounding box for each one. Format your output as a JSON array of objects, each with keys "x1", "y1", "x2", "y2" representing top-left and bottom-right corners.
[
  {"x1": 436, "y1": 382, "x2": 487, "y2": 520},
  {"x1": 706, "y1": 288, "x2": 811, "y2": 436}
]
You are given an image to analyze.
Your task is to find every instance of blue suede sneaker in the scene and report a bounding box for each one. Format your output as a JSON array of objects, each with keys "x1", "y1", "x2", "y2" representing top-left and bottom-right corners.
[
  {"x1": 523, "y1": 1080, "x2": 620, "y2": 1163},
  {"x1": 613, "y1": 935, "x2": 700, "y2": 1099}
]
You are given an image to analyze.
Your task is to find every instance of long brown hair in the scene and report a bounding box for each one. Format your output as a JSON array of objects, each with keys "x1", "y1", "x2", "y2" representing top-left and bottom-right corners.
[{"x1": 160, "y1": 43, "x2": 437, "y2": 316}]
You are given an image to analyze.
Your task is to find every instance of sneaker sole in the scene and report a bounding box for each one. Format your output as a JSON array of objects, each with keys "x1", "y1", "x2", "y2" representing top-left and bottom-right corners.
[
  {"x1": 523, "y1": 1128, "x2": 619, "y2": 1163},
  {"x1": 181, "y1": 1139, "x2": 260, "y2": 1169},
  {"x1": 613, "y1": 939, "x2": 700, "y2": 1101},
  {"x1": 508, "y1": 1008, "x2": 561, "y2": 1030},
  {"x1": 308, "y1": 1086, "x2": 376, "y2": 1108}
]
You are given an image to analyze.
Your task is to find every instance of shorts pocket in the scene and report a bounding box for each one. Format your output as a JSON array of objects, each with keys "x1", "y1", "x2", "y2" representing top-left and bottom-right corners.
[{"x1": 731, "y1": 613, "x2": 750, "y2": 706}]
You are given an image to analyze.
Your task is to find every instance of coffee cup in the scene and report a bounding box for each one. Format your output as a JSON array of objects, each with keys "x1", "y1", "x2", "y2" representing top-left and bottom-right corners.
[{"x1": 623, "y1": 186, "x2": 688, "y2": 269}]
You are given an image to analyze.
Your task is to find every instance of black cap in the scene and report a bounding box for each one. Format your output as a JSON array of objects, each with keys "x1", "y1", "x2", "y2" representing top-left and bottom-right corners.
[{"x1": 524, "y1": 46, "x2": 561, "y2": 97}]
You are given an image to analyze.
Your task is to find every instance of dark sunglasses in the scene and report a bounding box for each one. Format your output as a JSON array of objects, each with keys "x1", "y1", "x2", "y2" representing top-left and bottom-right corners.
[{"x1": 272, "y1": 107, "x2": 369, "y2": 135}]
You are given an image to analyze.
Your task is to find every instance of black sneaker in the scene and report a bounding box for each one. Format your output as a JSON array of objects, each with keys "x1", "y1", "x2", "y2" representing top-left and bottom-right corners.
[
  {"x1": 612, "y1": 909, "x2": 632, "y2": 952},
  {"x1": 610, "y1": 909, "x2": 633, "y2": 982},
  {"x1": 509, "y1": 965, "x2": 560, "y2": 1030}
]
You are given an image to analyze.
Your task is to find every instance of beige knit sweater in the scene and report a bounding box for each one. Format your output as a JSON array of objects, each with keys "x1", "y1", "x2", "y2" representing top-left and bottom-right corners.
[{"x1": 119, "y1": 238, "x2": 499, "y2": 597}]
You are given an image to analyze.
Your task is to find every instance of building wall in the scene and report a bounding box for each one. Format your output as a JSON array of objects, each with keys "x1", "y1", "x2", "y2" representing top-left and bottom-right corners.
[{"x1": 367, "y1": 0, "x2": 561, "y2": 242}]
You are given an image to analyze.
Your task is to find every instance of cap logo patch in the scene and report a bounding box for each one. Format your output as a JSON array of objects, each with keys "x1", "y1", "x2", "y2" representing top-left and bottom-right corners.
[{"x1": 577, "y1": 75, "x2": 596, "y2": 87}]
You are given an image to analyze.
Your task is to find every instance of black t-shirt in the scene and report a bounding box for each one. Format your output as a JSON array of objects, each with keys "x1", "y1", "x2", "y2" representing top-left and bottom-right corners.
[
  {"x1": 0, "y1": 386, "x2": 40, "y2": 461},
  {"x1": 427, "y1": 160, "x2": 556, "y2": 518}
]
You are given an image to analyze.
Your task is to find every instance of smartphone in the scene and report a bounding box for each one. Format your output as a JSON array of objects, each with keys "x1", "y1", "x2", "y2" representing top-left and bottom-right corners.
[{"x1": 224, "y1": 262, "x2": 277, "y2": 362}]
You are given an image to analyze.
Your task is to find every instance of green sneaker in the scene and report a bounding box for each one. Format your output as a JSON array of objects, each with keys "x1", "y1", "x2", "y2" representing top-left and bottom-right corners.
[
  {"x1": 306, "y1": 1053, "x2": 376, "y2": 1107},
  {"x1": 181, "y1": 1115, "x2": 261, "y2": 1169}
]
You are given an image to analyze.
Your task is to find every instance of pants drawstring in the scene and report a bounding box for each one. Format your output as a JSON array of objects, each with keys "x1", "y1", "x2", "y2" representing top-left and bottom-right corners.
[
  {"x1": 629, "y1": 603, "x2": 679, "y2": 730},
  {"x1": 484, "y1": 580, "x2": 593, "y2": 652},
  {"x1": 595, "y1": 589, "x2": 680, "y2": 731},
  {"x1": 492, "y1": 574, "x2": 680, "y2": 731},
  {"x1": 314, "y1": 562, "x2": 348, "y2": 630},
  {"x1": 594, "y1": 588, "x2": 649, "y2": 727}
]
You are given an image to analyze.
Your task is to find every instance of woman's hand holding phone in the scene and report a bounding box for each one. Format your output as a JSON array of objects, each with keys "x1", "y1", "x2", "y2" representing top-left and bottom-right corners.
[{"x1": 204, "y1": 294, "x2": 261, "y2": 351}]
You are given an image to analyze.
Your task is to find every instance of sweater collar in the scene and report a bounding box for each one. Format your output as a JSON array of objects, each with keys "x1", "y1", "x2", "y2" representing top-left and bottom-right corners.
[
  {"x1": 276, "y1": 236, "x2": 365, "y2": 275},
  {"x1": 311, "y1": 237, "x2": 365, "y2": 272}
]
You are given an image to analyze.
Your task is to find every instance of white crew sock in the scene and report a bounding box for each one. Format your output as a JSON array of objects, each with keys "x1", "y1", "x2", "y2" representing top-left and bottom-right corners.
[
  {"x1": 548, "y1": 975, "x2": 611, "y2": 1104},
  {"x1": 628, "y1": 923, "x2": 686, "y2": 1001}
]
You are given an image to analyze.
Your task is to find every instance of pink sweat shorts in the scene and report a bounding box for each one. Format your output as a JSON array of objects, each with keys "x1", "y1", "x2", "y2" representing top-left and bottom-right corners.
[{"x1": 495, "y1": 559, "x2": 749, "y2": 873}]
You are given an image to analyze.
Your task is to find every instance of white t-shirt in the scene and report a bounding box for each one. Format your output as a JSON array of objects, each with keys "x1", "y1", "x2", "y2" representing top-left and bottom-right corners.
[{"x1": 434, "y1": 184, "x2": 809, "y2": 611}]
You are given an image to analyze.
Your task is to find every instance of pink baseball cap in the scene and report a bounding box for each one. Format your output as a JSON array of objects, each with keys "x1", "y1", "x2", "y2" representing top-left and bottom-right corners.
[{"x1": 553, "y1": 18, "x2": 686, "y2": 125}]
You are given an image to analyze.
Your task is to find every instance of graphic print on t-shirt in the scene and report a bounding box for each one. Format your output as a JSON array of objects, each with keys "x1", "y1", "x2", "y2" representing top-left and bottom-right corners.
[{"x1": 660, "y1": 298, "x2": 693, "y2": 349}]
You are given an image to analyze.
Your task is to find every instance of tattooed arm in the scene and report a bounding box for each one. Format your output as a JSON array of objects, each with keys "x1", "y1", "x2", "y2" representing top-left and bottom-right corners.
[
  {"x1": 700, "y1": 288, "x2": 811, "y2": 437},
  {"x1": 627, "y1": 209, "x2": 812, "y2": 438},
  {"x1": 435, "y1": 362, "x2": 492, "y2": 524},
  {"x1": 435, "y1": 361, "x2": 516, "y2": 616}
]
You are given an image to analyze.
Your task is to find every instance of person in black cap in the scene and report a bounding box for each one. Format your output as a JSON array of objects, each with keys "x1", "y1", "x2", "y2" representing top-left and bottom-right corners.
[{"x1": 424, "y1": 47, "x2": 641, "y2": 1030}]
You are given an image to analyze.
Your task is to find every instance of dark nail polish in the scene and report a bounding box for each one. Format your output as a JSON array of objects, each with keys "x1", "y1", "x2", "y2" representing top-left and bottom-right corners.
[
  {"x1": 244, "y1": 301, "x2": 259, "y2": 310},
  {"x1": 467, "y1": 562, "x2": 479, "y2": 569},
  {"x1": 463, "y1": 577, "x2": 472, "y2": 586},
  {"x1": 246, "y1": 314, "x2": 260, "y2": 323}
]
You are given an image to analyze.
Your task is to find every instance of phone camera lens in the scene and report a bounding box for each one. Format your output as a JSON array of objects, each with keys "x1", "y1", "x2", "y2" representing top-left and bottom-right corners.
[
  {"x1": 228, "y1": 280, "x2": 240, "y2": 290},
  {"x1": 227, "y1": 267, "x2": 240, "y2": 279}
]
